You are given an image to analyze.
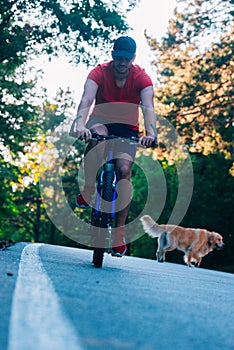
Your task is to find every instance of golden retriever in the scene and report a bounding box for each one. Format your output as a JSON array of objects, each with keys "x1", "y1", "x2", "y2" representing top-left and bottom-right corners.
[{"x1": 140, "y1": 215, "x2": 225, "y2": 267}]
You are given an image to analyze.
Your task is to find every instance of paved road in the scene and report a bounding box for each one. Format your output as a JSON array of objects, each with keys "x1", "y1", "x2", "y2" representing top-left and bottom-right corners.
[{"x1": 1, "y1": 242, "x2": 234, "y2": 350}]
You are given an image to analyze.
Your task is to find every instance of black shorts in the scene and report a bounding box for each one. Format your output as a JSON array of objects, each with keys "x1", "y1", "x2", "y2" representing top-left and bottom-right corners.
[{"x1": 86, "y1": 118, "x2": 138, "y2": 159}]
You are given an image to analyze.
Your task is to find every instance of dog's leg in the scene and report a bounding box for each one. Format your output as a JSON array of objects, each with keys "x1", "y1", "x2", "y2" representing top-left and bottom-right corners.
[
  {"x1": 184, "y1": 254, "x2": 194, "y2": 267},
  {"x1": 156, "y1": 242, "x2": 164, "y2": 262},
  {"x1": 194, "y1": 256, "x2": 202, "y2": 267},
  {"x1": 186, "y1": 251, "x2": 196, "y2": 267},
  {"x1": 189, "y1": 252, "x2": 202, "y2": 267},
  {"x1": 157, "y1": 232, "x2": 169, "y2": 263},
  {"x1": 157, "y1": 248, "x2": 165, "y2": 263}
]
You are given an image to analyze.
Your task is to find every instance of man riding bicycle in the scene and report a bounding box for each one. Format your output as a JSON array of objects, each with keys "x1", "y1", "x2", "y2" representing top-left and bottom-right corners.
[{"x1": 70, "y1": 36, "x2": 157, "y2": 256}]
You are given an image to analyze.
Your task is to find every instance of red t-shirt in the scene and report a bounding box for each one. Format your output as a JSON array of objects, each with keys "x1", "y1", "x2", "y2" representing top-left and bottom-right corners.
[{"x1": 87, "y1": 61, "x2": 153, "y2": 130}]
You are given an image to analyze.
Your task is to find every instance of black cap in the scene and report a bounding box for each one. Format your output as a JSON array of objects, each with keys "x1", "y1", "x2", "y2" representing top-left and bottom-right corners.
[{"x1": 112, "y1": 36, "x2": 136, "y2": 60}]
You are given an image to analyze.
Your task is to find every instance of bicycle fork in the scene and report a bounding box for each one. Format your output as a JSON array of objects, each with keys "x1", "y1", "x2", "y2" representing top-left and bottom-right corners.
[{"x1": 93, "y1": 160, "x2": 117, "y2": 252}]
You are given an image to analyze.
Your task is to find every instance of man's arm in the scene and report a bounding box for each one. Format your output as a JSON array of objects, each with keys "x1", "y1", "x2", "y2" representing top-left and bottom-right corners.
[
  {"x1": 139, "y1": 86, "x2": 158, "y2": 147},
  {"x1": 69, "y1": 78, "x2": 98, "y2": 141}
]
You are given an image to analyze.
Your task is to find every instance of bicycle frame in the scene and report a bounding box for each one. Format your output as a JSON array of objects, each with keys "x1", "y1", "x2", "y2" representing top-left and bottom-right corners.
[
  {"x1": 91, "y1": 139, "x2": 119, "y2": 254},
  {"x1": 93, "y1": 148, "x2": 117, "y2": 221},
  {"x1": 89, "y1": 132, "x2": 157, "y2": 267}
]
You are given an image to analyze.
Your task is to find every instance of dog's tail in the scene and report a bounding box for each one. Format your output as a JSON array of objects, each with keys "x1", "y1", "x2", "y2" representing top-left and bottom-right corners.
[{"x1": 140, "y1": 215, "x2": 161, "y2": 238}]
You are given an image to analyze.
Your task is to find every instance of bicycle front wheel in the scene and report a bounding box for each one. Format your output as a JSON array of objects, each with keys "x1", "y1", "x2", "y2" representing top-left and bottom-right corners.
[{"x1": 92, "y1": 169, "x2": 116, "y2": 268}]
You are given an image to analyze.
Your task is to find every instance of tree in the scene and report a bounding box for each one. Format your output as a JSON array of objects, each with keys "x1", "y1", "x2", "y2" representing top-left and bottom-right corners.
[
  {"x1": 1, "y1": 0, "x2": 138, "y2": 154},
  {"x1": 182, "y1": 152, "x2": 234, "y2": 272},
  {"x1": 1, "y1": 0, "x2": 138, "y2": 64},
  {"x1": 0, "y1": 0, "x2": 138, "y2": 242},
  {"x1": 146, "y1": 0, "x2": 233, "y2": 158},
  {"x1": 133, "y1": 0, "x2": 234, "y2": 271}
]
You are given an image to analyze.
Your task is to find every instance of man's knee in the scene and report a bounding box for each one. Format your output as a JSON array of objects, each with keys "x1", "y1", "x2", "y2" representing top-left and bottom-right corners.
[{"x1": 116, "y1": 161, "x2": 132, "y2": 179}]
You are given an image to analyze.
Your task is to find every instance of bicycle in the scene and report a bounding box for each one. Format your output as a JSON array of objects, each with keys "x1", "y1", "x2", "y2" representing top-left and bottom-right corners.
[{"x1": 87, "y1": 131, "x2": 157, "y2": 268}]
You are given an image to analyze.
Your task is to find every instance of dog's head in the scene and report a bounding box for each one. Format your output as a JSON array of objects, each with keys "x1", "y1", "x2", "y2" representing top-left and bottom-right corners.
[{"x1": 209, "y1": 232, "x2": 225, "y2": 250}]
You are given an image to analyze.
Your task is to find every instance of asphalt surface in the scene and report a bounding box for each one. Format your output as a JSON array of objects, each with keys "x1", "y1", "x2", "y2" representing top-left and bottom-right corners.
[{"x1": 1, "y1": 242, "x2": 234, "y2": 350}]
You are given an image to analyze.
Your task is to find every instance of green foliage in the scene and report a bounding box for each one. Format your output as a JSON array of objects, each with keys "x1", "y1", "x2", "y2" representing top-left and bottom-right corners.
[
  {"x1": 147, "y1": 0, "x2": 234, "y2": 158},
  {"x1": 138, "y1": 0, "x2": 234, "y2": 271},
  {"x1": 0, "y1": 0, "x2": 138, "y2": 65},
  {"x1": 181, "y1": 153, "x2": 234, "y2": 271},
  {"x1": 130, "y1": 234, "x2": 157, "y2": 260},
  {"x1": 1, "y1": 0, "x2": 138, "y2": 154},
  {"x1": 128, "y1": 152, "x2": 234, "y2": 272},
  {"x1": 0, "y1": 0, "x2": 138, "y2": 245}
]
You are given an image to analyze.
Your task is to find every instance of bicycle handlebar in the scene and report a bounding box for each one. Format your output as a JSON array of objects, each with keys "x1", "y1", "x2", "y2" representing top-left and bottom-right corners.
[{"x1": 90, "y1": 132, "x2": 158, "y2": 149}]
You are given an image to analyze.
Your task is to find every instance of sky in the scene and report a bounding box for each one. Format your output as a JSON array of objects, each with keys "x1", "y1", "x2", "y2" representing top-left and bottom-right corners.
[{"x1": 33, "y1": 0, "x2": 177, "y2": 103}]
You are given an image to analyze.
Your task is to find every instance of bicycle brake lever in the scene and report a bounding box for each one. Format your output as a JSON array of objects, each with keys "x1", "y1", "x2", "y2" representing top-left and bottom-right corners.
[
  {"x1": 151, "y1": 140, "x2": 158, "y2": 148},
  {"x1": 91, "y1": 131, "x2": 99, "y2": 138}
]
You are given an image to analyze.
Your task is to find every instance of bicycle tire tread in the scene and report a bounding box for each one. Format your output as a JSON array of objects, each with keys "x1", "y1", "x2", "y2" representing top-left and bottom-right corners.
[
  {"x1": 92, "y1": 170, "x2": 115, "y2": 268},
  {"x1": 93, "y1": 247, "x2": 105, "y2": 268}
]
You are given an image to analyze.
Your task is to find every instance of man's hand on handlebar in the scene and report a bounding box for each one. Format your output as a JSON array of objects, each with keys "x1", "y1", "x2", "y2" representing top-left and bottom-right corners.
[
  {"x1": 76, "y1": 126, "x2": 92, "y2": 142},
  {"x1": 69, "y1": 119, "x2": 92, "y2": 142},
  {"x1": 139, "y1": 135, "x2": 157, "y2": 148}
]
